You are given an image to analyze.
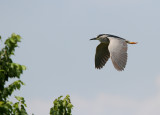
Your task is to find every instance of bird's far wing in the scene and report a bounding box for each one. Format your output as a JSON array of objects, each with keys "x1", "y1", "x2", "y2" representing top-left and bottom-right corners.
[
  {"x1": 108, "y1": 37, "x2": 128, "y2": 71},
  {"x1": 95, "y1": 43, "x2": 110, "y2": 69}
]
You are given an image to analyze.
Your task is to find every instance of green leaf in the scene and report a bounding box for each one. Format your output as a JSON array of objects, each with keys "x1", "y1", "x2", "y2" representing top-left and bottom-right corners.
[
  {"x1": 50, "y1": 95, "x2": 73, "y2": 115},
  {"x1": 67, "y1": 103, "x2": 73, "y2": 109},
  {"x1": 0, "y1": 101, "x2": 4, "y2": 106},
  {"x1": 21, "y1": 65, "x2": 26, "y2": 70}
]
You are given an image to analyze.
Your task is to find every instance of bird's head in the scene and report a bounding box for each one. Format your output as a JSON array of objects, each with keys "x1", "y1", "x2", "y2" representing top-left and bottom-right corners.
[{"x1": 90, "y1": 34, "x2": 109, "y2": 43}]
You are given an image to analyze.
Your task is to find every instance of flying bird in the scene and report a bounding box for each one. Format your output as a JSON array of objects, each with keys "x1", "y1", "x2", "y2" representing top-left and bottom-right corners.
[{"x1": 90, "y1": 34, "x2": 137, "y2": 71}]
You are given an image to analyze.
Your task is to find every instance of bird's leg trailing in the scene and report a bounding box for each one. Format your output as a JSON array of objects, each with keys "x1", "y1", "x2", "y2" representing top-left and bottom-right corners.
[{"x1": 126, "y1": 40, "x2": 138, "y2": 44}]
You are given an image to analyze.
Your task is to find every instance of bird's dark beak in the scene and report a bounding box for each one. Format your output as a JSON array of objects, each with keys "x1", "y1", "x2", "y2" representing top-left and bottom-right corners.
[{"x1": 90, "y1": 38, "x2": 97, "y2": 40}]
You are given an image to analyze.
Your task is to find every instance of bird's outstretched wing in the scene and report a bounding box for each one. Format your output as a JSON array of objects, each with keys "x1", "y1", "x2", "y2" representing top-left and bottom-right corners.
[
  {"x1": 95, "y1": 43, "x2": 110, "y2": 69},
  {"x1": 108, "y1": 37, "x2": 128, "y2": 71}
]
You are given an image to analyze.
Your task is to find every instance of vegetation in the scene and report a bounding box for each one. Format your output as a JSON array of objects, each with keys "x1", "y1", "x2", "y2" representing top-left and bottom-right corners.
[
  {"x1": 0, "y1": 34, "x2": 73, "y2": 115},
  {"x1": 50, "y1": 95, "x2": 73, "y2": 115},
  {"x1": 0, "y1": 33, "x2": 27, "y2": 114}
]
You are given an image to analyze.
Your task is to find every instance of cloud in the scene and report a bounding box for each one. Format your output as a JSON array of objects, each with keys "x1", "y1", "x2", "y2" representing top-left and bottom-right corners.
[
  {"x1": 72, "y1": 94, "x2": 137, "y2": 115},
  {"x1": 71, "y1": 76, "x2": 160, "y2": 115},
  {"x1": 25, "y1": 76, "x2": 160, "y2": 115},
  {"x1": 26, "y1": 98, "x2": 52, "y2": 115},
  {"x1": 72, "y1": 94, "x2": 138, "y2": 115},
  {"x1": 72, "y1": 93, "x2": 160, "y2": 115}
]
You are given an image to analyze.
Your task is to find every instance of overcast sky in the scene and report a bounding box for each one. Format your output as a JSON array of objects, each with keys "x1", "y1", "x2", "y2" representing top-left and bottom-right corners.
[{"x1": 0, "y1": 0, "x2": 160, "y2": 115}]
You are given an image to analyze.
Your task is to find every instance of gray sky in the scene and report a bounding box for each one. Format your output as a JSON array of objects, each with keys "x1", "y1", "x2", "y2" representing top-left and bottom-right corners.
[{"x1": 0, "y1": 0, "x2": 160, "y2": 115}]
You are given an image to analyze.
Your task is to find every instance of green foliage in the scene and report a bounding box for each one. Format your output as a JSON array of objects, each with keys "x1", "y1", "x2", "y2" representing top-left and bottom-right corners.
[
  {"x1": 50, "y1": 95, "x2": 73, "y2": 115},
  {"x1": 0, "y1": 96, "x2": 28, "y2": 115},
  {"x1": 12, "y1": 96, "x2": 28, "y2": 115},
  {"x1": 0, "y1": 34, "x2": 28, "y2": 115},
  {"x1": 2, "y1": 80, "x2": 25, "y2": 101},
  {"x1": 0, "y1": 34, "x2": 74, "y2": 115}
]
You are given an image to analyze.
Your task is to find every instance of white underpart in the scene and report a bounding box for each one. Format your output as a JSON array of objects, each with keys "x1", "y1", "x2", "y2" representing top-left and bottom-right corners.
[{"x1": 108, "y1": 37, "x2": 128, "y2": 71}]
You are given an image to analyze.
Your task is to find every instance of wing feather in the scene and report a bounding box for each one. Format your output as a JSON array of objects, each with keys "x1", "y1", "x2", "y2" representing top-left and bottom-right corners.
[
  {"x1": 95, "y1": 43, "x2": 110, "y2": 69},
  {"x1": 108, "y1": 37, "x2": 128, "y2": 71}
]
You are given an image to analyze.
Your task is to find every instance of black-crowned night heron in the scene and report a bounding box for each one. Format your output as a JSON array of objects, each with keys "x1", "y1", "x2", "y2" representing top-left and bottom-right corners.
[{"x1": 90, "y1": 34, "x2": 137, "y2": 71}]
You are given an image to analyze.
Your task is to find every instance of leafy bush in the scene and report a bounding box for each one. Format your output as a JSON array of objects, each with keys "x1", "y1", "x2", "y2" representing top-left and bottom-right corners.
[
  {"x1": 50, "y1": 95, "x2": 73, "y2": 115},
  {"x1": 0, "y1": 34, "x2": 74, "y2": 115},
  {"x1": 0, "y1": 34, "x2": 28, "y2": 115}
]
